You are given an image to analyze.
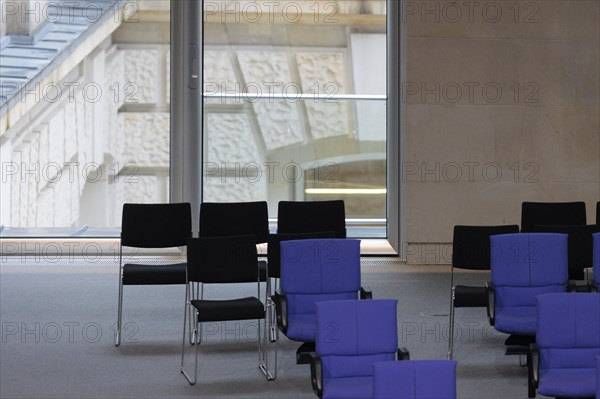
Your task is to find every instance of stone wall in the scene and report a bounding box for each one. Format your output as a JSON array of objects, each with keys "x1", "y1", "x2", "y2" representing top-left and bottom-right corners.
[{"x1": 403, "y1": 0, "x2": 600, "y2": 263}]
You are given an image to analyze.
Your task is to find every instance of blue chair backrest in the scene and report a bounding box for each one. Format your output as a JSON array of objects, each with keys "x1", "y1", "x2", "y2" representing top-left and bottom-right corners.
[
  {"x1": 536, "y1": 293, "x2": 600, "y2": 371},
  {"x1": 316, "y1": 299, "x2": 398, "y2": 379},
  {"x1": 281, "y1": 239, "x2": 361, "y2": 315},
  {"x1": 596, "y1": 355, "x2": 600, "y2": 398},
  {"x1": 372, "y1": 360, "x2": 457, "y2": 399},
  {"x1": 491, "y1": 233, "x2": 568, "y2": 308},
  {"x1": 593, "y1": 233, "x2": 600, "y2": 289}
]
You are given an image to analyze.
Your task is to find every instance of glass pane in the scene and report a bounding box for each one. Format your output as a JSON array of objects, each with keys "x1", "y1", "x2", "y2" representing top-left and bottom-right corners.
[
  {"x1": 202, "y1": 1, "x2": 387, "y2": 237},
  {"x1": 0, "y1": 0, "x2": 171, "y2": 237}
]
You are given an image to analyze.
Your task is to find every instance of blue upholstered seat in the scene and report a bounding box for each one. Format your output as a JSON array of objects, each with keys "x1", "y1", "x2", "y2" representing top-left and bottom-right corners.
[
  {"x1": 310, "y1": 299, "x2": 400, "y2": 399},
  {"x1": 488, "y1": 233, "x2": 568, "y2": 336},
  {"x1": 372, "y1": 360, "x2": 457, "y2": 399},
  {"x1": 275, "y1": 239, "x2": 363, "y2": 343},
  {"x1": 528, "y1": 293, "x2": 600, "y2": 398}
]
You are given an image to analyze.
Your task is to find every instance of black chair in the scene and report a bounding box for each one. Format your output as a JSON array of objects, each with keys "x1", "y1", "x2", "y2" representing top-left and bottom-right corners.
[
  {"x1": 532, "y1": 224, "x2": 600, "y2": 281},
  {"x1": 277, "y1": 200, "x2": 346, "y2": 238},
  {"x1": 199, "y1": 201, "x2": 269, "y2": 244},
  {"x1": 520, "y1": 201, "x2": 586, "y2": 232},
  {"x1": 180, "y1": 235, "x2": 274, "y2": 384},
  {"x1": 448, "y1": 225, "x2": 519, "y2": 359},
  {"x1": 199, "y1": 201, "x2": 270, "y2": 297},
  {"x1": 116, "y1": 203, "x2": 192, "y2": 346},
  {"x1": 596, "y1": 201, "x2": 599, "y2": 226}
]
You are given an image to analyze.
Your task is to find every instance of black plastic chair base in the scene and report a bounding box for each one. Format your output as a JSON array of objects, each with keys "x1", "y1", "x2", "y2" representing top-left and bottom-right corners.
[
  {"x1": 505, "y1": 334, "x2": 536, "y2": 347},
  {"x1": 505, "y1": 334, "x2": 535, "y2": 358},
  {"x1": 296, "y1": 342, "x2": 316, "y2": 364}
]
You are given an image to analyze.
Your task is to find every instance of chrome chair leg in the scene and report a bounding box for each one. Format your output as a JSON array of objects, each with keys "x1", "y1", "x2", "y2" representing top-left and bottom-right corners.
[
  {"x1": 115, "y1": 249, "x2": 124, "y2": 347},
  {"x1": 181, "y1": 307, "x2": 200, "y2": 385},
  {"x1": 448, "y1": 287, "x2": 456, "y2": 360}
]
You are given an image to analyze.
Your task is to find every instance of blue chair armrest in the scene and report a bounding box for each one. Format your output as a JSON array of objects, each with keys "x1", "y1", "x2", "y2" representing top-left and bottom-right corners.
[{"x1": 271, "y1": 291, "x2": 288, "y2": 334}]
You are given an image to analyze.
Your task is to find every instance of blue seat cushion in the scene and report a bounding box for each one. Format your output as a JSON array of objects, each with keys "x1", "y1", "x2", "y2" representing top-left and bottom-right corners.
[
  {"x1": 286, "y1": 313, "x2": 316, "y2": 342},
  {"x1": 538, "y1": 368, "x2": 596, "y2": 398},
  {"x1": 495, "y1": 306, "x2": 536, "y2": 335},
  {"x1": 323, "y1": 376, "x2": 372, "y2": 399}
]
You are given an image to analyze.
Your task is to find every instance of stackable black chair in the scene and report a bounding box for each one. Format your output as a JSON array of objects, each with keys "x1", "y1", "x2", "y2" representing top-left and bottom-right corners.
[
  {"x1": 199, "y1": 201, "x2": 269, "y2": 244},
  {"x1": 180, "y1": 235, "x2": 274, "y2": 385},
  {"x1": 198, "y1": 201, "x2": 270, "y2": 300},
  {"x1": 448, "y1": 224, "x2": 519, "y2": 359},
  {"x1": 116, "y1": 203, "x2": 192, "y2": 346},
  {"x1": 520, "y1": 201, "x2": 587, "y2": 232},
  {"x1": 532, "y1": 224, "x2": 600, "y2": 282},
  {"x1": 277, "y1": 200, "x2": 346, "y2": 238},
  {"x1": 199, "y1": 201, "x2": 269, "y2": 272}
]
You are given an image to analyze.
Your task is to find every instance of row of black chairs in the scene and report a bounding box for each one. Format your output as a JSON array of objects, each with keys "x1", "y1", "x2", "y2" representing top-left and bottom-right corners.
[{"x1": 115, "y1": 200, "x2": 346, "y2": 347}]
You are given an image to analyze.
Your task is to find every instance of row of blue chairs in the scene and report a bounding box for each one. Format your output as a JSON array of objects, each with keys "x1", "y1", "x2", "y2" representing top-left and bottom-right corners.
[
  {"x1": 272, "y1": 239, "x2": 457, "y2": 399},
  {"x1": 452, "y1": 231, "x2": 600, "y2": 398}
]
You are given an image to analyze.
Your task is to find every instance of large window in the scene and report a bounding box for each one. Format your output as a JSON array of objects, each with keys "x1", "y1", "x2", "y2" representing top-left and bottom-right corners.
[
  {"x1": 0, "y1": 0, "x2": 171, "y2": 236},
  {"x1": 202, "y1": 1, "x2": 388, "y2": 237}
]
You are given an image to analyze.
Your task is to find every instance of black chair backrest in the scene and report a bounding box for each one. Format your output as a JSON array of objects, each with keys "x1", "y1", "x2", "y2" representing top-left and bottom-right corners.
[
  {"x1": 199, "y1": 201, "x2": 269, "y2": 244},
  {"x1": 596, "y1": 201, "x2": 599, "y2": 226},
  {"x1": 532, "y1": 224, "x2": 600, "y2": 280},
  {"x1": 267, "y1": 231, "x2": 336, "y2": 278},
  {"x1": 520, "y1": 201, "x2": 586, "y2": 232},
  {"x1": 121, "y1": 203, "x2": 192, "y2": 248},
  {"x1": 277, "y1": 200, "x2": 346, "y2": 238},
  {"x1": 452, "y1": 225, "x2": 520, "y2": 270},
  {"x1": 187, "y1": 235, "x2": 258, "y2": 283}
]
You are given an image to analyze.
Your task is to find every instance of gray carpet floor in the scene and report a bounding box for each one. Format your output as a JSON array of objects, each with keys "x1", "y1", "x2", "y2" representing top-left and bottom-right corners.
[{"x1": 0, "y1": 260, "x2": 547, "y2": 398}]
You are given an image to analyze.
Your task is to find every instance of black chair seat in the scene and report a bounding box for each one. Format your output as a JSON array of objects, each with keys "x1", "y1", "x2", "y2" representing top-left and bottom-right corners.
[
  {"x1": 122, "y1": 263, "x2": 187, "y2": 285},
  {"x1": 454, "y1": 285, "x2": 487, "y2": 307},
  {"x1": 191, "y1": 297, "x2": 265, "y2": 322}
]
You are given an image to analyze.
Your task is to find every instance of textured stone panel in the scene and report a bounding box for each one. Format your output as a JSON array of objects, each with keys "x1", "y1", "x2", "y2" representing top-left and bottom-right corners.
[
  {"x1": 237, "y1": 50, "x2": 303, "y2": 150},
  {"x1": 114, "y1": 175, "x2": 159, "y2": 225},
  {"x1": 165, "y1": 47, "x2": 170, "y2": 104},
  {"x1": 124, "y1": 49, "x2": 158, "y2": 104},
  {"x1": 53, "y1": 173, "x2": 74, "y2": 227},
  {"x1": 36, "y1": 187, "x2": 54, "y2": 227},
  {"x1": 204, "y1": 50, "x2": 238, "y2": 92},
  {"x1": 37, "y1": 124, "x2": 50, "y2": 173},
  {"x1": 75, "y1": 97, "x2": 90, "y2": 178},
  {"x1": 363, "y1": 0, "x2": 386, "y2": 15},
  {"x1": 206, "y1": 113, "x2": 260, "y2": 164},
  {"x1": 64, "y1": 101, "x2": 78, "y2": 162},
  {"x1": 120, "y1": 113, "x2": 169, "y2": 167},
  {"x1": 10, "y1": 151, "x2": 21, "y2": 226},
  {"x1": 296, "y1": 52, "x2": 350, "y2": 139},
  {"x1": 26, "y1": 133, "x2": 40, "y2": 226},
  {"x1": 203, "y1": 178, "x2": 264, "y2": 203},
  {"x1": 105, "y1": 49, "x2": 125, "y2": 162},
  {"x1": 48, "y1": 108, "x2": 65, "y2": 174}
]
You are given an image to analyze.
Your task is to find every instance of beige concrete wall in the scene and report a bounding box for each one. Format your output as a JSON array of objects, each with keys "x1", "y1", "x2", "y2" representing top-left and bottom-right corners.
[{"x1": 403, "y1": 0, "x2": 600, "y2": 263}]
